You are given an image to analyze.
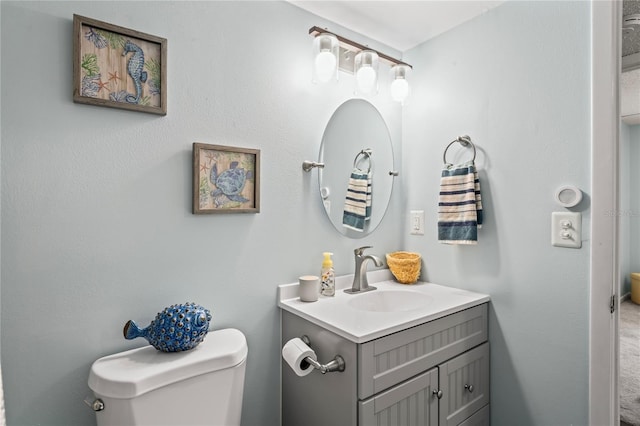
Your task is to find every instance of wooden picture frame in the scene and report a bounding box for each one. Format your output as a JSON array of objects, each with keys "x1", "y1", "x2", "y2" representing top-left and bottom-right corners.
[
  {"x1": 193, "y1": 143, "x2": 261, "y2": 214},
  {"x1": 73, "y1": 14, "x2": 167, "y2": 115}
]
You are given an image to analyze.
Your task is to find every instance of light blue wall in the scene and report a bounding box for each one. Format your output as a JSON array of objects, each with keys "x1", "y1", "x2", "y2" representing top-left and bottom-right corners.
[
  {"x1": 0, "y1": 2, "x2": 405, "y2": 425},
  {"x1": 628, "y1": 124, "x2": 640, "y2": 292},
  {"x1": 0, "y1": 1, "x2": 604, "y2": 425},
  {"x1": 402, "y1": 1, "x2": 590, "y2": 424}
]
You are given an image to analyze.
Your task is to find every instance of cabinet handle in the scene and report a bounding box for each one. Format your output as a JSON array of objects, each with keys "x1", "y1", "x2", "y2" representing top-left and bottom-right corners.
[
  {"x1": 432, "y1": 389, "x2": 443, "y2": 399},
  {"x1": 464, "y1": 384, "x2": 474, "y2": 393}
]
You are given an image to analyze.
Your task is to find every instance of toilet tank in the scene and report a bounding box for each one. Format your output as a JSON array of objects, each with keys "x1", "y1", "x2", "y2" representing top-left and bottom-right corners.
[{"x1": 88, "y1": 328, "x2": 248, "y2": 426}]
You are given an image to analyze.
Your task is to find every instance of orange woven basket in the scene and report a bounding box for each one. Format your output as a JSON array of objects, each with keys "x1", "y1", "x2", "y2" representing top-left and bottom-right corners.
[{"x1": 386, "y1": 251, "x2": 421, "y2": 284}]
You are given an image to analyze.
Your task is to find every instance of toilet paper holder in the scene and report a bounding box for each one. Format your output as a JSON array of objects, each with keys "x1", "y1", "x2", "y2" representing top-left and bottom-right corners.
[{"x1": 300, "y1": 335, "x2": 345, "y2": 374}]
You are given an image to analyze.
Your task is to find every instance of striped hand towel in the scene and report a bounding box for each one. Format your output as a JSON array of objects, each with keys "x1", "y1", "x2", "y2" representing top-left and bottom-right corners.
[
  {"x1": 438, "y1": 161, "x2": 483, "y2": 244},
  {"x1": 342, "y1": 169, "x2": 372, "y2": 232}
]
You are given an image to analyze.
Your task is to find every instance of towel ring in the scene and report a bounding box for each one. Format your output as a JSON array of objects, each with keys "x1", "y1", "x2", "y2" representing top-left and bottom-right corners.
[
  {"x1": 443, "y1": 135, "x2": 476, "y2": 165},
  {"x1": 354, "y1": 149, "x2": 372, "y2": 173}
]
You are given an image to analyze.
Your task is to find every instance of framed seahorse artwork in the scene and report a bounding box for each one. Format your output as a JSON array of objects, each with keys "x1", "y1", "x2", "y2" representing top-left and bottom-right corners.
[
  {"x1": 72, "y1": 15, "x2": 167, "y2": 115},
  {"x1": 192, "y1": 143, "x2": 261, "y2": 214}
]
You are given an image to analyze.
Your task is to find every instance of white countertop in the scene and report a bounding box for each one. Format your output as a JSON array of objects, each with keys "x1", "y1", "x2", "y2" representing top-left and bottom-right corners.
[{"x1": 277, "y1": 269, "x2": 490, "y2": 343}]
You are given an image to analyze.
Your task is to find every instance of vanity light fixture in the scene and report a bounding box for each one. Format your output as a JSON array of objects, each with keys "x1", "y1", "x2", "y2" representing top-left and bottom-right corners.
[{"x1": 309, "y1": 26, "x2": 412, "y2": 103}]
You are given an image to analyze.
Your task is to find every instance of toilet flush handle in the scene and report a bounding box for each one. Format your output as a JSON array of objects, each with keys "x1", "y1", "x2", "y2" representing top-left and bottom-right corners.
[{"x1": 84, "y1": 396, "x2": 105, "y2": 412}]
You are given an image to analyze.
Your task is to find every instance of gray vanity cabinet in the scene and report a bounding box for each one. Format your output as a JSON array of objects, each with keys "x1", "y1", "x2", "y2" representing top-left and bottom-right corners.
[
  {"x1": 281, "y1": 303, "x2": 489, "y2": 426},
  {"x1": 358, "y1": 343, "x2": 489, "y2": 426}
]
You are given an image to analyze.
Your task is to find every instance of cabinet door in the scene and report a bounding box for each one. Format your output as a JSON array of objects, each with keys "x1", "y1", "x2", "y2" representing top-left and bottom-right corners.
[
  {"x1": 359, "y1": 368, "x2": 439, "y2": 426},
  {"x1": 457, "y1": 404, "x2": 489, "y2": 426},
  {"x1": 439, "y1": 343, "x2": 490, "y2": 426}
]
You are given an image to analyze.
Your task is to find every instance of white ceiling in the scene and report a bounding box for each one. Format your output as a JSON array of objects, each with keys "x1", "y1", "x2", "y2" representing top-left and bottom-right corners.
[{"x1": 289, "y1": 1, "x2": 506, "y2": 52}]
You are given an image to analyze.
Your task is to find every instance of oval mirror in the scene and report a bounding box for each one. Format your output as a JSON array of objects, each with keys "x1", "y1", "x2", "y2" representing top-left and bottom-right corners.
[{"x1": 318, "y1": 99, "x2": 395, "y2": 238}]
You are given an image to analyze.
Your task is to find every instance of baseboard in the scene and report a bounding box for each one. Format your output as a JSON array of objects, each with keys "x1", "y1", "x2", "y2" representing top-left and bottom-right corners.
[{"x1": 621, "y1": 292, "x2": 631, "y2": 302}]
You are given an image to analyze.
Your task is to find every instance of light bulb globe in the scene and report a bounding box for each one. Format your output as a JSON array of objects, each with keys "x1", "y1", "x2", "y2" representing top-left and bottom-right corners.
[
  {"x1": 315, "y1": 51, "x2": 337, "y2": 83},
  {"x1": 390, "y1": 78, "x2": 409, "y2": 102},
  {"x1": 356, "y1": 66, "x2": 377, "y2": 94}
]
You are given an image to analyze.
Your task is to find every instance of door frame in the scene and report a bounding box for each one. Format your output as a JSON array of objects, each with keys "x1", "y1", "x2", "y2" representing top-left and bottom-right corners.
[{"x1": 589, "y1": 1, "x2": 621, "y2": 424}]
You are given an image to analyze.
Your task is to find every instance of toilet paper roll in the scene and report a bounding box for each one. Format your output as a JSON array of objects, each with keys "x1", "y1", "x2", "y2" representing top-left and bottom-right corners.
[{"x1": 282, "y1": 337, "x2": 317, "y2": 377}]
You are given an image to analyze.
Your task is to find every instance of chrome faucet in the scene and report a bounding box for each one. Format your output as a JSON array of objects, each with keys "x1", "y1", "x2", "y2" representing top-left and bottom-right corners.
[{"x1": 345, "y1": 246, "x2": 383, "y2": 294}]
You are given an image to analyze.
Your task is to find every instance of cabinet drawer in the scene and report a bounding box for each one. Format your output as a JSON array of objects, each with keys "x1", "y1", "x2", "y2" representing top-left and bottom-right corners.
[
  {"x1": 359, "y1": 303, "x2": 488, "y2": 399},
  {"x1": 359, "y1": 368, "x2": 439, "y2": 426},
  {"x1": 440, "y1": 343, "x2": 490, "y2": 426},
  {"x1": 457, "y1": 404, "x2": 490, "y2": 426}
]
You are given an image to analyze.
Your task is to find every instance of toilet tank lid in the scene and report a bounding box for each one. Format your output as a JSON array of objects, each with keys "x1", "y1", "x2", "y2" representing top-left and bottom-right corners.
[{"x1": 88, "y1": 328, "x2": 247, "y2": 399}]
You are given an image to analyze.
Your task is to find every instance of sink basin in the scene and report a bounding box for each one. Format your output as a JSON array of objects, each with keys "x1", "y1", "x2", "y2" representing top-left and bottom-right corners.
[{"x1": 347, "y1": 290, "x2": 432, "y2": 312}]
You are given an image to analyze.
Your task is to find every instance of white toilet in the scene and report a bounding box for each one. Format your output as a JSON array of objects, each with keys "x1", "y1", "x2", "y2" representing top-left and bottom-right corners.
[{"x1": 88, "y1": 328, "x2": 248, "y2": 426}]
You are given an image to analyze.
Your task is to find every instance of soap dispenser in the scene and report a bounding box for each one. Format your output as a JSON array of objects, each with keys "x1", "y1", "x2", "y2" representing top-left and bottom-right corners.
[{"x1": 320, "y1": 252, "x2": 335, "y2": 296}]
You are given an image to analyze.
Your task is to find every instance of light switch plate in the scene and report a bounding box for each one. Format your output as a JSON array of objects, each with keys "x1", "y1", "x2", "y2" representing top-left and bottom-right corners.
[
  {"x1": 410, "y1": 210, "x2": 425, "y2": 235},
  {"x1": 551, "y1": 212, "x2": 582, "y2": 248}
]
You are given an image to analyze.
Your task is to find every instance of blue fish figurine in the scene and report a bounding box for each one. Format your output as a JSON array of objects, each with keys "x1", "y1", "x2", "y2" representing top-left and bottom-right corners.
[{"x1": 123, "y1": 302, "x2": 212, "y2": 352}]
